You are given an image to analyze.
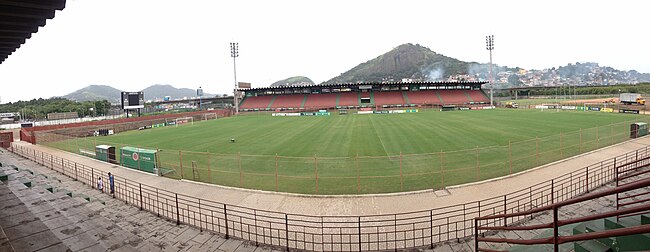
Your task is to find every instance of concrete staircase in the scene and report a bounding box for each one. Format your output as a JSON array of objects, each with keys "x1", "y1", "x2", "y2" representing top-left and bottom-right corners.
[{"x1": 0, "y1": 148, "x2": 265, "y2": 252}]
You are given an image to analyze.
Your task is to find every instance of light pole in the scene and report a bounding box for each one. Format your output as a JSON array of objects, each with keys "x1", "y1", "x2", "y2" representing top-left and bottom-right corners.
[
  {"x1": 230, "y1": 42, "x2": 239, "y2": 114},
  {"x1": 486, "y1": 35, "x2": 494, "y2": 106}
]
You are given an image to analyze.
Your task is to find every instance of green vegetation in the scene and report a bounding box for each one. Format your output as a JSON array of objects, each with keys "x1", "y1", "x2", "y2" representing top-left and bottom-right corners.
[
  {"x1": 518, "y1": 82, "x2": 650, "y2": 97},
  {"x1": 270, "y1": 76, "x2": 315, "y2": 87},
  {"x1": 0, "y1": 97, "x2": 111, "y2": 120},
  {"x1": 45, "y1": 109, "x2": 647, "y2": 194}
]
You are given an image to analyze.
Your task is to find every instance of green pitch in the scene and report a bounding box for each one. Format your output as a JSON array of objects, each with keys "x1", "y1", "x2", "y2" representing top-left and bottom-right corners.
[{"x1": 49, "y1": 109, "x2": 646, "y2": 194}]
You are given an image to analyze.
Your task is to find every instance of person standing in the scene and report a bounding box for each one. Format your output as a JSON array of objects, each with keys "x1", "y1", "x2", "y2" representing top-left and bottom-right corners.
[
  {"x1": 108, "y1": 172, "x2": 115, "y2": 195},
  {"x1": 97, "y1": 177, "x2": 103, "y2": 192}
]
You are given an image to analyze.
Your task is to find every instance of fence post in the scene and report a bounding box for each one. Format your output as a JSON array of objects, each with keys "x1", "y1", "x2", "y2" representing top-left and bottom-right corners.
[
  {"x1": 224, "y1": 204, "x2": 229, "y2": 239},
  {"x1": 156, "y1": 188, "x2": 160, "y2": 217},
  {"x1": 91, "y1": 168, "x2": 94, "y2": 189},
  {"x1": 611, "y1": 124, "x2": 614, "y2": 145},
  {"x1": 285, "y1": 214, "x2": 290, "y2": 251},
  {"x1": 175, "y1": 193, "x2": 180, "y2": 225},
  {"x1": 356, "y1": 154, "x2": 360, "y2": 194},
  {"x1": 314, "y1": 155, "x2": 319, "y2": 194},
  {"x1": 358, "y1": 217, "x2": 362, "y2": 252},
  {"x1": 509, "y1": 140, "x2": 512, "y2": 175},
  {"x1": 139, "y1": 183, "x2": 143, "y2": 211},
  {"x1": 400, "y1": 152, "x2": 403, "y2": 191},
  {"x1": 275, "y1": 154, "x2": 279, "y2": 192},
  {"x1": 207, "y1": 151, "x2": 212, "y2": 184},
  {"x1": 553, "y1": 207, "x2": 559, "y2": 251},
  {"x1": 74, "y1": 163, "x2": 78, "y2": 181},
  {"x1": 503, "y1": 195, "x2": 507, "y2": 226},
  {"x1": 238, "y1": 152, "x2": 242, "y2": 187},
  {"x1": 536, "y1": 136, "x2": 539, "y2": 165},
  {"x1": 430, "y1": 210, "x2": 434, "y2": 248},
  {"x1": 580, "y1": 128, "x2": 583, "y2": 153},
  {"x1": 586, "y1": 166, "x2": 589, "y2": 193},
  {"x1": 440, "y1": 149, "x2": 444, "y2": 189},
  {"x1": 615, "y1": 157, "x2": 619, "y2": 213},
  {"x1": 179, "y1": 150, "x2": 184, "y2": 179},
  {"x1": 560, "y1": 131, "x2": 564, "y2": 159},
  {"x1": 475, "y1": 146, "x2": 479, "y2": 181},
  {"x1": 596, "y1": 126, "x2": 599, "y2": 146},
  {"x1": 551, "y1": 179, "x2": 554, "y2": 204},
  {"x1": 474, "y1": 219, "x2": 479, "y2": 251}
]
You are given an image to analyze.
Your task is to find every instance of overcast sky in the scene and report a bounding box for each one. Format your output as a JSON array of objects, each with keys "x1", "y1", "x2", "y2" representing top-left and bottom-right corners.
[{"x1": 0, "y1": 0, "x2": 648, "y2": 103}]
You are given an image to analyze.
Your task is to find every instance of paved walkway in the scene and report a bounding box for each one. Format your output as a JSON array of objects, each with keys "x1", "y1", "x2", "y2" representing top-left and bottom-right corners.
[{"x1": 12, "y1": 136, "x2": 650, "y2": 217}]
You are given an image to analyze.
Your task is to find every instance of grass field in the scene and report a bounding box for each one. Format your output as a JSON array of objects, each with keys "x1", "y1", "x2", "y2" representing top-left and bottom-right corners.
[{"x1": 45, "y1": 109, "x2": 648, "y2": 194}]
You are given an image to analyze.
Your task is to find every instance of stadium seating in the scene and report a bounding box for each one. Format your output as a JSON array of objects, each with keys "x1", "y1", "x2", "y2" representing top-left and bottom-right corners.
[
  {"x1": 240, "y1": 95, "x2": 274, "y2": 110},
  {"x1": 438, "y1": 90, "x2": 471, "y2": 104},
  {"x1": 270, "y1": 94, "x2": 305, "y2": 109},
  {"x1": 405, "y1": 90, "x2": 442, "y2": 105},
  {"x1": 374, "y1": 91, "x2": 406, "y2": 106},
  {"x1": 466, "y1": 90, "x2": 489, "y2": 103},
  {"x1": 304, "y1": 93, "x2": 337, "y2": 109},
  {"x1": 338, "y1": 92, "x2": 359, "y2": 107}
]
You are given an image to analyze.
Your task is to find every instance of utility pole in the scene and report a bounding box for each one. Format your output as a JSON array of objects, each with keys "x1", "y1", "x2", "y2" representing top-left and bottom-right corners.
[
  {"x1": 230, "y1": 42, "x2": 239, "y2": 114},
  {"x1": 486, "y1": 35, "x2": 495, "y2": 106}
]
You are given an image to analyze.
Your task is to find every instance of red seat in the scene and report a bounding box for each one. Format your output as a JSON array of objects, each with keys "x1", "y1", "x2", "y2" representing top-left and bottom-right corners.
[
  {"x1": 374, "y1": 92, "x2": 405, "y2": 106},
  {"x1": 270, "y1": 94, "x2": 305, "y2": 109},
  {"x1": 240, "y1": 96, "x2": 274, "y2": 109},
  {"x1": 304, "y1": 93, "x2": 337, "y2": 110}
]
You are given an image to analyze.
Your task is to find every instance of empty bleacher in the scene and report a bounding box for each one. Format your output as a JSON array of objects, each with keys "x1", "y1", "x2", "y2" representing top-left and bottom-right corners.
[
  {"x1": 466, "y1": 90, "x2": 489, "y2": 103},
  {"x1": 338, "y1": 92, "x2": 359, "y2": 107},
  {"x1": 374, "y1": 92, "x2": 405, "y2": 106},
  {"x1": 304, "y1": 93, "x2": 337, "y2": 109},
  {"x1": 405, "y1": 91, "x2": 442, "y2": 105},
  {"x1": 438, "y1": 90, "x2": 471, "y2": 104},
  {"x1": 240, "y1": 95, "x2": 274, "y2": 110},
  {"x1": 270, "y1": 94, "x2": 305, "y2": 109}
]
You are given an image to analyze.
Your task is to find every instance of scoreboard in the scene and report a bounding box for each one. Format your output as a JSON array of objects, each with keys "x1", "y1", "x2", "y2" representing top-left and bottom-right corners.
[{"x1": 121, "y1": 92, "x2": 144, "y2": 109}]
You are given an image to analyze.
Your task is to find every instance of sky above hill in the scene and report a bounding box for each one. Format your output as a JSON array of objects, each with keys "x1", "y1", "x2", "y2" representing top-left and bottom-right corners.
[{"x1": 0, "y1": 0, "x2": 648, "y2": 103}]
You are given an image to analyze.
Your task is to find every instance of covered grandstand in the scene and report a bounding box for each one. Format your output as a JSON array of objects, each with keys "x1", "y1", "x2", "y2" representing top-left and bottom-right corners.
[{"x1": 238, "y1": 81, "x2": 490, "y2": 111}]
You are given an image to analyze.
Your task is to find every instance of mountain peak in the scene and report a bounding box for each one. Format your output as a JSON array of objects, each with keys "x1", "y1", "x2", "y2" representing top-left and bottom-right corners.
[
  {"x1": 322, "y1": 43, "x2": 466, "y2": 84},
  {"x1": 270, "y1": 76, "x2": 315, "y2": 87}
]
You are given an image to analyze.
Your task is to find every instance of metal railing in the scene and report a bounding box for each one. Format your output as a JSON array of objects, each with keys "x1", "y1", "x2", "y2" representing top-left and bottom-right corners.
[
  {"x1": 8, "y1": 143, "x2": 650, "y2": 251},
  {"x1": 475, "y1": 154, "x2": 650, "y2": 251}
]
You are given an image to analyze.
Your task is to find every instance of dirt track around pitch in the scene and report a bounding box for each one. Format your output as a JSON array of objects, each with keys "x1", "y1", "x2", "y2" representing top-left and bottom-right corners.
[{"x1": 14, "y1": 136, "x2": 650, "y2": 216}]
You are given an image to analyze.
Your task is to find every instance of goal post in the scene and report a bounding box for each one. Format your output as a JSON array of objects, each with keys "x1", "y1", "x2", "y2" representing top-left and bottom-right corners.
[
  {"x1": 175, "y1": 117, "x2": 194, "y2": 126},
  {"x1": 539, "y1": 104, "x2": 560, "y2": 112},
  {"x1": 202, "y1": 113, "x2": 218, "y2": 121}
]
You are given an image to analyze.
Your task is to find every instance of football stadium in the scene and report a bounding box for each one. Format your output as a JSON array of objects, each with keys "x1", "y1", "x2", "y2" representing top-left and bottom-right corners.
[
  {"x1": 2, "y1": 1, "x2": 650, "y2": 251},
  {"x1": 29, "y1": 81, "x2": 650, "y2": 195}
]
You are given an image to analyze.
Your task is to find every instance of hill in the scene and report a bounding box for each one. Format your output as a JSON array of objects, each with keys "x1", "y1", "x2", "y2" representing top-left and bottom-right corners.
[
  {"x1": 142, "y1": 84, "x2": 212, "y2": 101},
  {"x1": 323, "y1": 43, "x2": 479, "y2": 84},
  {"x1": 62, "y1": 85, "x2": 122, "y2": 103},
  {"x1": 270, "y1": 76, "x2": 314, "y2": 87},
  {"x1": 62, "y1": 84, "x2": 213, "y2": 103}
]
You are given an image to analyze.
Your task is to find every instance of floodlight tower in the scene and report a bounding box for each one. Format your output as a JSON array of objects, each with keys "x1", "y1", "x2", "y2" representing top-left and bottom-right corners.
[
  {"x1": 486, "y1": 35, "x2": 494, "y2": 106},
  {"x1": 230, "y1": 42, "x2": 239, "y2": 114}
]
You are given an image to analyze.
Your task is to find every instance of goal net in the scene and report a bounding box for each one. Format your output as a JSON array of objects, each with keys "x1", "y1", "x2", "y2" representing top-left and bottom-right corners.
[
  {"x1": 202, "y1": 113, "x2": 218, "y2": 121},
  {"x1": 175, "y1": 117, "x2": 194, "y2": 126}
]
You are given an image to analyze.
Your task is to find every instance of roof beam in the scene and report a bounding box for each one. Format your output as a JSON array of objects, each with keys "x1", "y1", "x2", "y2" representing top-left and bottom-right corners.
[
  {"x1": 0, "y1": 5, "x2": 56, "y2": 19},
  {"x1": 0, "y1": 31, "x2": 31, "y2": 39},
  {"x1": 0, "y1": 0, "x2": 66, "y2": 10},
  {"x1": 0, "y1": 24, "x2": 38, "y2": 33},
  {"x1": 0, "y1": 16, "x2": 46, "y2": 27}
]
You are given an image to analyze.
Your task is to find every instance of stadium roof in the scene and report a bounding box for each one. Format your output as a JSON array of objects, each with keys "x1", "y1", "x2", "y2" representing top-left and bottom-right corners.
[
  {"x1": 238, "y1": 81, "x2": 488, "y2": 91},
  {"x1": 0, "y1": 0, "x2": 66, "y2": 64}
]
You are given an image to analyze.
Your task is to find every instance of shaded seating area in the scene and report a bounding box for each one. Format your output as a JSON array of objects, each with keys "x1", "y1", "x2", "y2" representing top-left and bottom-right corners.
[
  {"x1": 466, "y1": 90, "x2": 489, "y2": 103},
  {"x1": 270, "y1": 94, "x2": 305, "y2": 109},
  {"x1": 240, "y1": 95, "x2": 274, "y2": 110},
  {"x1": 405, "y1": 90, "x2": 442, "y2": 105},
  {"x1": 338, "y1": 92, "x2": 359, "y2": 107},
  {"x1": 374, "y1": 92, "x2": 405, "y2": 106},
  {"x1": 438, "y1": 90, "x2": 471, "y2": 104},
  {"x1": 304, "y1": 93, "x2": 337, "y2": 109}
]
